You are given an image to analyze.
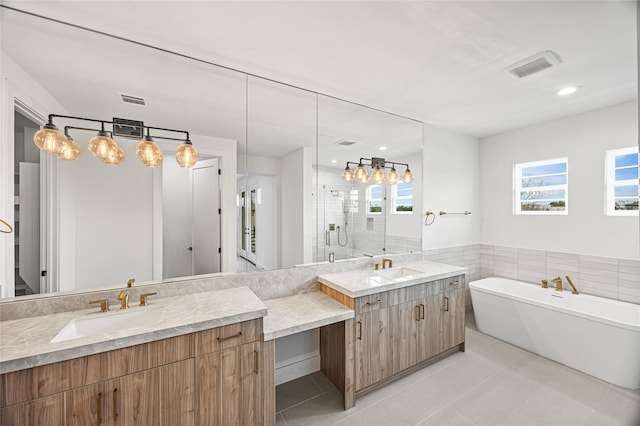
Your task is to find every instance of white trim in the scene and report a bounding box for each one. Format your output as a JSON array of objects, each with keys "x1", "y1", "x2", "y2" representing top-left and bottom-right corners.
[
  {"x1": 605, "y1": 146, "x2": 639, "y2": 217},
  {"x1": 274, "y1": 350, "x2": 321, "y2": 385}
]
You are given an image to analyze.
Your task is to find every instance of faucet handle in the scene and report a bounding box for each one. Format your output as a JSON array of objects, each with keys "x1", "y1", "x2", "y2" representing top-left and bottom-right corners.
[
  {"x1": 89, "y1": 299, "x2": 109, "y2": 313},
  {"x1": 127, "y1": 278, "x2": 135, "y2": 288},
  {"x1": 139, "y1": 292, "x2": 157, "y2": 306}
]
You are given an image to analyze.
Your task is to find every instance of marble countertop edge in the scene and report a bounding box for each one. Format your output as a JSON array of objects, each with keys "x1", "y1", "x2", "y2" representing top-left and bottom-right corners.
[{"x1": 263, "y1": 310, "x2": 354, "y2": 341}]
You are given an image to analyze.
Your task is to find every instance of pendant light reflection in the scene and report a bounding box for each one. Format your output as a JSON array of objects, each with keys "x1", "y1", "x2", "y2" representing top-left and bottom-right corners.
[
  {"x1": 33, "y1": 123, "x2": 65, "y2": 153},
  {"x1": 371, "y1": 166, "x2": 385, "y2": 184},
  {"x1": 176, "y1": 139, "x2": 198, "y2": 168},
  {"x1": 386, "y1": 167, "x2": 399, "y2": 185},
  {"x1": 136, "y1": 132, "x2": 163, "y2": 167},
  {"x1": 342, "y1": 165, "x2": 354, "y2": 182},
  {"x1": 402, "y1": 167, "x2": 413, "y2": 183},
  {"x1": 355, "y1": 163, "x2": 368, "y2": 183}
]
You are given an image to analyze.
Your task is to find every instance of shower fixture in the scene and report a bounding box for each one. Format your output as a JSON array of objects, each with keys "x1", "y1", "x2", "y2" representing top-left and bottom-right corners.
[
  {"x1": 33, "y1": 114, "x2": 198, "y2": 167},
  {"x1": 341, "y1": 157, "x2": 412, "y2": 185}
]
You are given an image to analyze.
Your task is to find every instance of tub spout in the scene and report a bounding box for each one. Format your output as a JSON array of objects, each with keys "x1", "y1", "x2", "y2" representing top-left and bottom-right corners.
[
  {"x1": 565, "y1": 275, "x2": 579, "y2": 294},
  {"x1": 551, "y1": 276, "x2": 563, "y2": 292}
]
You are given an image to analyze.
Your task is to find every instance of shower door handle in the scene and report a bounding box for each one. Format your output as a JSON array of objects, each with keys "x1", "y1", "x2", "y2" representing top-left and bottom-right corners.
[{"x1": 325, "y1": 230, "x2": 330, "y2": 246}]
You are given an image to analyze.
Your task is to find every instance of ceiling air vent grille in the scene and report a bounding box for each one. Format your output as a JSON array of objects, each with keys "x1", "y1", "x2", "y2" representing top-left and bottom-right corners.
[
  {"x1": 505, "y1": 50, "x2": 562, "y2": 79},
  {"x1": 119, "y1": 93, "x2": 146, "y2": 106},
  {"x1": 336, "y1": 140, "x2": 357, "y2": 146}
]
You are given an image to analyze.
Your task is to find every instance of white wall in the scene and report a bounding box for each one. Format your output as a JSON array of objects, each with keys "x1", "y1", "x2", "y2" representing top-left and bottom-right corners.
[
  {"x1": 280, "y1": 147, "x2": 312, "y2": 267},
  {"x1": 422, "y1": 124, "x2": 481, "y2": 250},
  {"x1": 480, "y1": 101, "x2": 639, "y2": 260}
]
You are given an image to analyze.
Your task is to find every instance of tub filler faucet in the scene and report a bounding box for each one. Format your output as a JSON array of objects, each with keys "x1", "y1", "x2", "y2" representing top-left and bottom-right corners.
[{"x1": 551, "y1": 276, "x2": 563, "y2": 292}]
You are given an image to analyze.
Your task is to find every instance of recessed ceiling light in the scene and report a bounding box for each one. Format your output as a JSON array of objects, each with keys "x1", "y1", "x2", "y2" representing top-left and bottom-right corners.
[
  {"x1": 379, "y1": 146, "x2": 387, "y2": 151},
  {"x1": 331, "y1": 159, "x2": 337, "y2": 164},
  {"x1": 557, "y1": 86, "x2": 580, "y2": 96}
]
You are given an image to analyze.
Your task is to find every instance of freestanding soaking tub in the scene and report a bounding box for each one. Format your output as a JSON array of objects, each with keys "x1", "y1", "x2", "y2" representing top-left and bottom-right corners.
[{"x1": 470, "y1": 277, "x2": 640, "y2": 389}]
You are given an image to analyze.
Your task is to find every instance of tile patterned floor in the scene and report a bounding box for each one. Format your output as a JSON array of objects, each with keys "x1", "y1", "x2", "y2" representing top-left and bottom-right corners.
[{"x1": 275, "y1": 314, "x2": 640, "y2": 426}]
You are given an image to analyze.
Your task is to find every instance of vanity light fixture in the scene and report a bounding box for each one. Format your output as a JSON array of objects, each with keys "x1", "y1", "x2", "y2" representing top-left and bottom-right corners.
[
  {"x1": 341, "y1": 157, "x2": 413, "y2": 185},
  {"x1": 33, "y1": 114, "x2": 197, "y2": 168}
]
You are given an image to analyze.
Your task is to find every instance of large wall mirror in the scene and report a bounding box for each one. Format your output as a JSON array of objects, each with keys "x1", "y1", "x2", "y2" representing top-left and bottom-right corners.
[{"x1": 0, "y1": 6, "x2": 423, "y2": 299}]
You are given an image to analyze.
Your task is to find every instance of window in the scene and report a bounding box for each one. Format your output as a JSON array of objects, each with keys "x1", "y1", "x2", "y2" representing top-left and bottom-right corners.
[
  {"x1": 367, "y1": 185, "x2": 383, "y2": 214},
  {"x1": 606, "y1": 147, "x2": 639, "y2": 216},
  {"x1": 514, "y1": 158, "x2": 568, "y2": 215},
  {"x1": 392, "y1": 182, "x2": 413, "y2": 214}
]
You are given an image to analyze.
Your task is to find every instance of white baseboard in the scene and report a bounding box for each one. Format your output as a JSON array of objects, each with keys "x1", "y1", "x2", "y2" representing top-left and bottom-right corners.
[{"x1": 275, "y1": 351, "x2": 320, "y2": 386}]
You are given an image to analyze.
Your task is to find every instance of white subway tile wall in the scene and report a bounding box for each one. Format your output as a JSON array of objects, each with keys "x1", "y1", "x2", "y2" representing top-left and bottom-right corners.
[{"x1": 431, "y1": 245, "x2": 640, "y2": 305}]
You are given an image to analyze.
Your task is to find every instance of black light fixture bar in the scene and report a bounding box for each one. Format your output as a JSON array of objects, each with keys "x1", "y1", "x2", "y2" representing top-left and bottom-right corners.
[{"x1": 49, "y1": 114, "x2": 190, "y2": 140}]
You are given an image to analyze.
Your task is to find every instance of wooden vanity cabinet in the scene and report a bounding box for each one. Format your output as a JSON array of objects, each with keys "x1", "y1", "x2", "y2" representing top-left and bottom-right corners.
[
  {"x1": 1, "y1": 318, "x2": 274, "y2": 426},
  {"x1": 349, "y1": 275, "x2": 465, "y2": 393}
]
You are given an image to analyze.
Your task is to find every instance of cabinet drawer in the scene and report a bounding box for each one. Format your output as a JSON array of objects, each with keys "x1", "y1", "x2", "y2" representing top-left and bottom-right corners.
[
  {"x1": 441, "y1": 275, "x2": 464, "y2": 292},
  {"x1": 1, "y1": 360, "x2": 71, "y2": 407},
  {"x1": 194, "y1": 319, "x2": 262, "y2": 356},
  {"x1": 355, "y1": 293, "x2": 387, "y2": 314},
  {"x1": 410, "y1": 281, "x2": 440, "y2": 300}
]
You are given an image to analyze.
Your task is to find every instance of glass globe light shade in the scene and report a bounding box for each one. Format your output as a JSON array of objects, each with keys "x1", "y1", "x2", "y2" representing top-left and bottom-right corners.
[
  {"x1": 354, "y1": 163, "x2": 368, "y2": 181},
  {"x1": 136, "y1": 136, "x2": 163, "y2": 167},
  {"x1": 89, "y1": 130, "x2": 118, "y2": 160},
  {"x1": 402, "y1": 167, "x2": 414, "y2": 183},
  {"x1": 387, "y1": 167, "x2": 400, "y2": 185},
  {"x1": 33, "y1": 123, "x2": 65, "y2": 153},
  {"x1": 342, "y1": 165, "x2": 354, "y2": 182},
  {"x1": 176, "y1": 140, "x2": 198, "y2": 168},
  {"x1": 102, "y1": 144, "x2": 125, "y2": 165},
  {"x1": 371, "y1": 166, "x2": 385, "y2": 184},
  {"x1": 56, "y1": 136, "x2": 82, "y2": 161}
]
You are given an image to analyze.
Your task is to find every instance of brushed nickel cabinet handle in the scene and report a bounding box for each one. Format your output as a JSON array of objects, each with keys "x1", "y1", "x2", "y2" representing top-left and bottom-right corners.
[
  {"x1": 96, "y1": 392, "x2": 102, "y2": 426},
  {"x1": 217, "y1": 331, "x2": 242, "y2": 342},
  {"x1": 420, "y1": 303, "x2": 425, "y2": 320},
  {"x1": 449, "y1": 280, "x2": 459, "y2": 286},
  {"x1": 366, "y1": 300, "x2": 383, "y2": 306},
  {"x1": 415, "y1": 305, "x2": 420, "y2": 321},
  {"x1": 113, "y1": 388, "x2": 118, "y2": 421},
  {"x1": 254, "y1": 350, "x2": 259, "y2": 374},
  {"x1": 357, "y1": 321, "x2": 363, "y2": 340},
  {"x1": 444, "y1": 297, "x2": 450, "y2": 312}
]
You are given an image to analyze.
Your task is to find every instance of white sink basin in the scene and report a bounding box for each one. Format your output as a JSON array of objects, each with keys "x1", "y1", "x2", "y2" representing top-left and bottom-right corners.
[
  {"x1": 51, "y1": 306, "x2": 164, "y2": 343},
  {"x1": 376, "y1": 267, "x2": 423, "y2": 279}
]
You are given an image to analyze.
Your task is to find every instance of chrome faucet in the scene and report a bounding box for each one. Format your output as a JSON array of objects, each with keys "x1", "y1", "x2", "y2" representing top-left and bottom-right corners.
[
  {"x1": 551, "y1": 276, "x2": 563, "y2": 292},
  {"x1": 117, "y1": 289, "x2": 129, "y2": 310},
  {"x1": 382, "y1": 258, "x2": 393, "y2": 269},
  {"x1": 565, "y1": 275, "x2": 579, "y2": 294}
]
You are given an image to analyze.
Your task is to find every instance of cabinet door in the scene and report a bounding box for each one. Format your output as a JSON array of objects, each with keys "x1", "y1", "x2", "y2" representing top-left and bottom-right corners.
[
  {"x1": 416, "y1": 294, "x2": 443, "y2": 363},
  {"x1": 388, "y1": 301, "x2": 418, "y2": 375},
  {"x1": 355, "y1": 308, "x2": 390, "y2": 391},
  {"x1": 196, "y1": 341, "x2": 261, "y2": 426},
  {"x1": 110, "y1": 359, "x2": 194, "y2": 426},
  {"x1": 442, "y1": 287, "x2": 465, "y2": 351},
  {"x1": 1, "y1": 393, "x2": 64, "y2": 426},
  {"x1": 65, "y1": 382, "x2": 107, "y2": 426},
  {"x1": 110, "y1": 368, "x2": 160, "y2": 426}
]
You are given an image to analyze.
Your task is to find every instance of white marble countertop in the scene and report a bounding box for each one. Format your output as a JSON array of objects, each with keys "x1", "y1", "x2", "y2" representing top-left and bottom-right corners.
[
  {"x1": 262, "y1": 291, "x2": 354, "y2": 341},
  {"x1": 317, "y1": 261, "x2": 467, "y2": 298},
  {"x1": 0, "y1": 286, "x2": 267, "y2": 374}
]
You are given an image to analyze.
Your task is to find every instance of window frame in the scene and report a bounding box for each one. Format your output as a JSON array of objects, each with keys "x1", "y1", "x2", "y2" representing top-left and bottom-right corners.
[
  {"x1": 391, "y1": 181, "x2": 414, "y2": 215},
  {"x1": 367, "y1": 184, "x2": 383, "y2": 215},
  {"x1": 513, "y1": 157, "x2": 569, "y2": 215},
  {"x1": 605, "y1": 146, "x2": 639, "y2": 217}
]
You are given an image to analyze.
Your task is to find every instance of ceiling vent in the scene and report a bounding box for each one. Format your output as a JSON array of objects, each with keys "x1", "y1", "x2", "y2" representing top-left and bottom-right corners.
[
  {"x1": 119, "y1": 93, "x2": 146, "y2": 106},
  {"x1": 505, "y1": 50, "x2": 562, "y2": 78},
  {"x1": 336, "y1": 140, "x2": 357, "y2": 146}
]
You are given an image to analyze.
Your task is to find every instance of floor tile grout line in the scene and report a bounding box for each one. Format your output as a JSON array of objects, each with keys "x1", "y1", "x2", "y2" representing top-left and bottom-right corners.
[
  {"x1": 580, "y1": 385, "x2": 612, "y2": 426},
  {"x1": 279, "y1": 387, "x2": 337, "y2": 418}
]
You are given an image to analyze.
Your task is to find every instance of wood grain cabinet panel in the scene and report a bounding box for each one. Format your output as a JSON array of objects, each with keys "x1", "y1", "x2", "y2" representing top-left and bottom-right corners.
[
  {"x1": 1, "y1": 392, "x2": 65, "y2": 426},
  {"x1": 65, "y1": 382, "x2": 107, "y2": 426},
  {"x1": 355, "y1": 309, "x2": 390, "y2": 391},
  {"x1": 196, "y1": 341, "x2": 261, "y2": 425},
  {"x1": 442, "y1": 287, "x2": 465, "y2": 351}
]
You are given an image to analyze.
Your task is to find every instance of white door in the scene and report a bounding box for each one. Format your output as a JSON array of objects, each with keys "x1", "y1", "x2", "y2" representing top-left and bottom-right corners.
[{"x1": 192, "y1": 158, "x2": 221, "y2": 274}]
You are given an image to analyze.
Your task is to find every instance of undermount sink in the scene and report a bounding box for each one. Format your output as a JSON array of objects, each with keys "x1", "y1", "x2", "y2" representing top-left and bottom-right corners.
[
  {"x1": 51, "y1": 306, "x2": 164, "y2": 343},
  {"x1": 376, "y1": 267, "x2": 423, "y2": 279}
]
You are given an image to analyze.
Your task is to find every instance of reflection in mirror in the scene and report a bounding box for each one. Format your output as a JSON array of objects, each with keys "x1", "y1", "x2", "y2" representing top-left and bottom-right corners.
[
  {"x1": 242, "y1": 77, "x2": 317, "y2": 270},
  {"x1": 315, "y1": 95, "x2": 423, "y2": 262},
  {"x1": 2, "y1": 7, "x2": 246, "y2": 296}
]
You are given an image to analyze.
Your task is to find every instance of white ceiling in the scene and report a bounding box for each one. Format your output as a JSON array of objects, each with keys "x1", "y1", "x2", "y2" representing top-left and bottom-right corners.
[{"x1": 1, "y1": 1, "x2": 637, "y2": 161}]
